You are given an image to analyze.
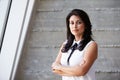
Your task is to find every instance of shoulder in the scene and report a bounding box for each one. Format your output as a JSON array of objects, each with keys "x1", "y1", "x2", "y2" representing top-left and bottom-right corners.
[
  {"x1": 89, "y1": 41, "x2": 97, "y2": 47},
  {"x1": 60, "y1": 40, "x2": 67, "y2": 50},
  {"x1": 84, "y1": 41, "x2": 98, "y2": 55},
  {"x1": 63, "y1": 40, "x2": 68, "y2": 45},
  {"x1": 84, "y1": 41, "x2": 98, "y2": 60},
  {"x1": 84, "y1": 41, "x2": 98, "y2": 56},
  {"x1": 86, "y1": 41, "x2": 97, "y2": 49}
]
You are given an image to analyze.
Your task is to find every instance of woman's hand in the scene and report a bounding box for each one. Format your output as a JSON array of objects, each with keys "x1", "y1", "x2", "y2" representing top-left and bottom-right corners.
[
  {"x1": 52, "y1": 62, "x2": 61, "y2": 70},
  {"x1": 52, "y1": 62, "x2": 63, "y2": 75}
]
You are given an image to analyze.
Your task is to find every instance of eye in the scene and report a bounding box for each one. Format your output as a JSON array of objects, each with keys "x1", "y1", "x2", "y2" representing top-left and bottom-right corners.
[
  {"x1": 77, "y1": 21, "x2": 82, "y2": 24},
  {"x1": 70, "y1": 21, "x2": 74, "y2": 25}
]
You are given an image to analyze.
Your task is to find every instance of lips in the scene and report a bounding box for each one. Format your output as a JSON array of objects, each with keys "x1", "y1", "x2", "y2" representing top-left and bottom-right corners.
[{"x1": 72, "y1": 29, "x2": 78, "y2": 32}]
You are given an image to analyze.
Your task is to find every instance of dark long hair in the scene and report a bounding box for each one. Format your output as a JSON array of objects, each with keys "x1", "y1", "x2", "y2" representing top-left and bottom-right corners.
[{"x1": 61, "y1": 9, "x2": 93, "y2": 52}]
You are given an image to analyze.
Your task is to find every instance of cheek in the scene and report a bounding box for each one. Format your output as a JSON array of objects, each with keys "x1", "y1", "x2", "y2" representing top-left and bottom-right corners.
[
  {"x1": 69, "y1": 26, "x2": 72, "y2": 31},
  {"x1": 69, "y1": 24, "x2": 72, "y2": 29},
  {"x1": 78, "y1": 25, "x2": 85, "y2": 33}
]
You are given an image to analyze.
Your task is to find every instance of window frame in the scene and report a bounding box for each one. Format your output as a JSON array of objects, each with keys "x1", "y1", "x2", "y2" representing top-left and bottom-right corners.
[
  {"x1": 0, "y1": 0, "x2": 36, "y2": 80},
  {"x1": 0, "y1": 0, "x2": 12, "y2": 51}
]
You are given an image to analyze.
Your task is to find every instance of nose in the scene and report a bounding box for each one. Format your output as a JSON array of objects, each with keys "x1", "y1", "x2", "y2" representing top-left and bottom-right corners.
[{"x1": 73, "y1": 23, "x2": 77, "y2": 28}]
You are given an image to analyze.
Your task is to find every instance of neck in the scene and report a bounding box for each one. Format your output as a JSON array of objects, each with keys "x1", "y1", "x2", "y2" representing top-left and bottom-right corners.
[{"x1": 75, "y1": 36, "x2": 83, "y2": 41}]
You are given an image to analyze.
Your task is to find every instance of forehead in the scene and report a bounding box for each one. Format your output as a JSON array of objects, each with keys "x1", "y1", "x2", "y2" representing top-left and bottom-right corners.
[{"x1": 69, "y1": 15, "x2": 82, "y2": 21}]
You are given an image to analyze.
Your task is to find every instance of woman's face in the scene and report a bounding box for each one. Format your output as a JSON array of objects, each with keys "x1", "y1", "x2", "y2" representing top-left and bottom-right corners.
[{"x1": 69, "y1": 15, "x2": 85, "y2": 38}]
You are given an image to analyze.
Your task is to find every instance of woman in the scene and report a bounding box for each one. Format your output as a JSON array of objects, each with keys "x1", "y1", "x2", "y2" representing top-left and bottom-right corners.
[{"x1": 52, "y1": 9, "x2": 98, "y2": 80}]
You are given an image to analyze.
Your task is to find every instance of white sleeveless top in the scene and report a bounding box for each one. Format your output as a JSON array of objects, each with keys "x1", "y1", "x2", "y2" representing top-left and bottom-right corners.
[{"x1": 60, "y1": 40, "x2": 96, "y2": 80}]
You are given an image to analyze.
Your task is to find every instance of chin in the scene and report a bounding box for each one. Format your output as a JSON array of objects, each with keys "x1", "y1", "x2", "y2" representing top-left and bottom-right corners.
[{"x1": 72, "y1": 33, "x2": 79, "y2": 36}]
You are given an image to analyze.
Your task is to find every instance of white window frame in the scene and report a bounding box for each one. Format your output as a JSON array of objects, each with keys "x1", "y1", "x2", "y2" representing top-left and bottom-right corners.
[
  {"x1": 0, "y1": 0, "x2": 36, "y2": 80},
  {"x1": 0, "y1": 0, "x2": 11, "y2": 50}
]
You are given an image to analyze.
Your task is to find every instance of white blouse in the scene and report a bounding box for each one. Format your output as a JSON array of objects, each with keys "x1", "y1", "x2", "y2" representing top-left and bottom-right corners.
[{"x1": 60, "y1": 40, "x2": 96, "y2": 80}]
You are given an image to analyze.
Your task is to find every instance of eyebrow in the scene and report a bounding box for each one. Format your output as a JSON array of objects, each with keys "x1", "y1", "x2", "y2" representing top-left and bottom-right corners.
[{"x1": 69, "y1": 20, "x2": 82, "y2": 22}]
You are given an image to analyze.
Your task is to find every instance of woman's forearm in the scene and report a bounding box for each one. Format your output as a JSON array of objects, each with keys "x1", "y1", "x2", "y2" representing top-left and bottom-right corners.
[
  {"x1": 60, "y1": 65, "x2": 84, "y2": 76},
  {"x1": 52, "y1": 69, "x2": 72, "y2": 76},
  {"x1": 52, "y1": 63, "x2": 84, "y2": 76},
  {"x1": 52, "y1": 63, "x2": 77, "y2": 76}
]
